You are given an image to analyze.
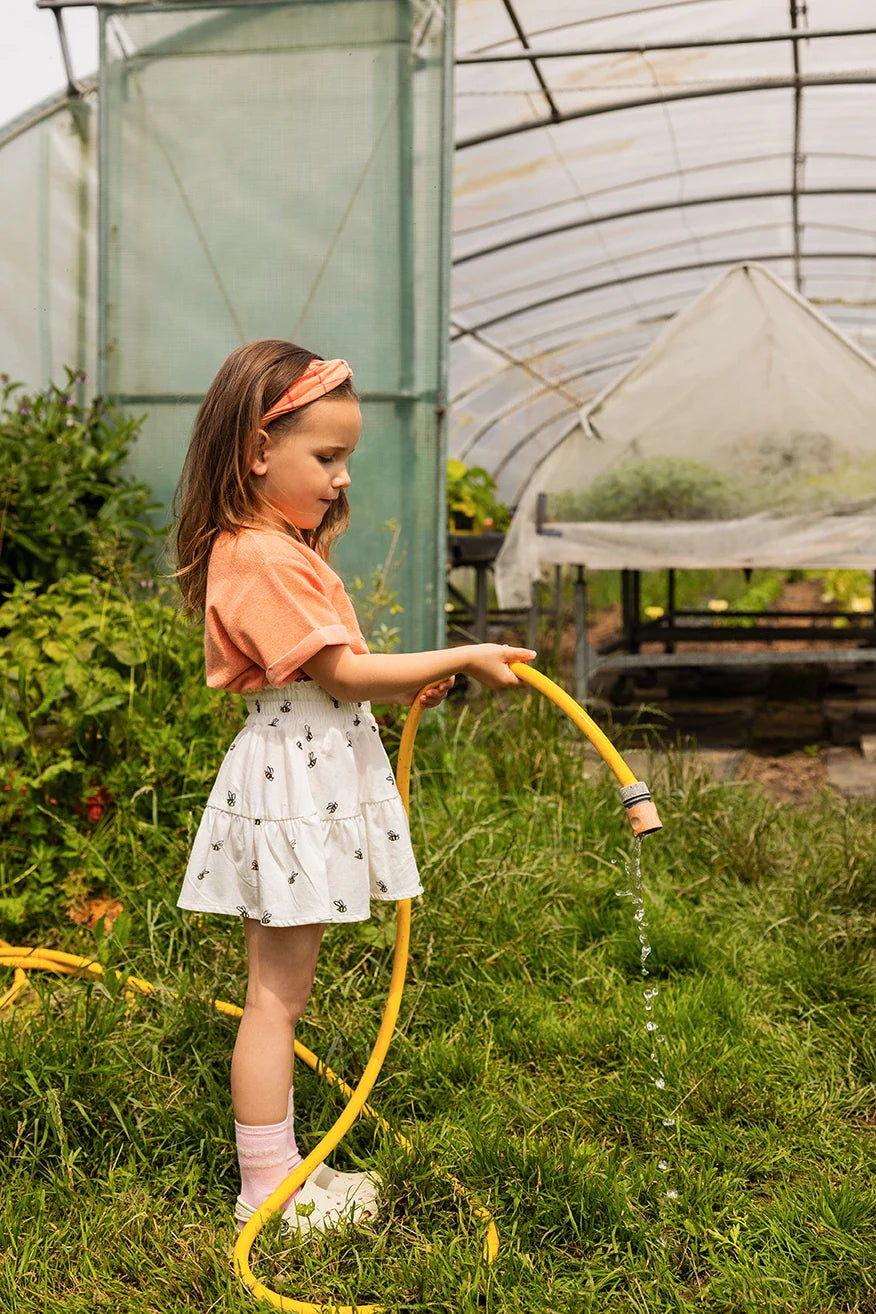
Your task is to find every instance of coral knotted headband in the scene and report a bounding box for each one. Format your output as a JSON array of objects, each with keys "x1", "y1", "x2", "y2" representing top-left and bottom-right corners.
[{"x1": 261, "y1": 358, "x2": 353, "y2": 427}]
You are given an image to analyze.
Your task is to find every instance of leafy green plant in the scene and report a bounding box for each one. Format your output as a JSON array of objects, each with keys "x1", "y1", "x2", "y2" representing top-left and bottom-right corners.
[
  {"x1": 346, "y1": 519, "x2": 406, "y2": 653},
  {"x1": 0, "y1": 574, "x2": 238, "y2": 923},
  {"x1": 804, "y1": 568, "x2": 874, "y2": 621},
  {"x1": 0, "y1": 370, "x2": 162, "y2": 594},
  {"x1": 446, "y1": 459, "x2": 510, "y2": 533},
  {"x1": 551, "y1": 456, "x2": 745, "y2": 522}
]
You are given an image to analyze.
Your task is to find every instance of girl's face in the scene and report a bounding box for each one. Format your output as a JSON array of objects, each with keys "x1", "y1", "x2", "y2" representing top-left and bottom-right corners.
[{"x1": 251, "y1": 396, "x2": 361, "y2": 530}]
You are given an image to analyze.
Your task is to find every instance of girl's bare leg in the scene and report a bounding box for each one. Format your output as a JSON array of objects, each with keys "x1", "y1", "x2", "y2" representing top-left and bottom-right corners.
[{"x1": 231, "y1": 919, "x2": 325, "y2": 1126}]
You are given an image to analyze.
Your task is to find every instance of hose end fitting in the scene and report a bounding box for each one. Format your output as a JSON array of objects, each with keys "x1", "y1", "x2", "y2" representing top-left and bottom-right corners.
[{"x1": 619, "y1": 781, "x2": 663, "y2": 837}]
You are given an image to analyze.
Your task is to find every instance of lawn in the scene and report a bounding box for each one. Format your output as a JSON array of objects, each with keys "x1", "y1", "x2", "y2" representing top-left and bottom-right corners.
[{"x1": 2, "y1": 680, "x2": 874, "y2": 1313}]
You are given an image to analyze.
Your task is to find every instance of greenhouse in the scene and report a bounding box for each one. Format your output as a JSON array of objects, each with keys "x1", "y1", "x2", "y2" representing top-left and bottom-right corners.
[
  {"x1": 8, "y1": 1, "x2": 876, "y2": 656},
  {"x1": 3, "y1": 4, "x2": 876, "y2": 1311}
]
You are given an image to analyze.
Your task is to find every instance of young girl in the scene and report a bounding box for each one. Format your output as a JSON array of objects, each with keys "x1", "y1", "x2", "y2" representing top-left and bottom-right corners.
[{"x1": 173, "y1": 339, "x2": 536, "y2": 1236}]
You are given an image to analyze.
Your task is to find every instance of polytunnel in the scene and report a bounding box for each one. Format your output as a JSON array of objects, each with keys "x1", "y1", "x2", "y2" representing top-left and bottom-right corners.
[
  {"x1": 5, "y1": 1, "x2": 876, "y2": 652},
  {"x1": 449, "y1": 1, "x2": 876, "y2": 623}
]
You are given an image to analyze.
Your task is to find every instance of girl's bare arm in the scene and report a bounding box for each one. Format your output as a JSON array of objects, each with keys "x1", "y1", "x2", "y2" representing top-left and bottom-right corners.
[{"x1": 300, "y1": 643, "x2": 537, "y2": 703}]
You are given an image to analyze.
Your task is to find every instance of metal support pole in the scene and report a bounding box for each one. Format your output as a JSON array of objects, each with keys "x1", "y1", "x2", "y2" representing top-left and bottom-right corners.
[
  {"x1": 666, "y1": 568, "x2": 676, "y2": 654},
  {"x1": 574, "y1": 566, "x2": 590, "y2": 705},
  {"x1": 474, "y1": 564, "x2": 489, "y2": 641},
  {"x1": 527, "y1": 579, "x2": 539, "y2": 651},
  {"x1": 553, "y1": 563, "x2": 563, "y2": 651}
]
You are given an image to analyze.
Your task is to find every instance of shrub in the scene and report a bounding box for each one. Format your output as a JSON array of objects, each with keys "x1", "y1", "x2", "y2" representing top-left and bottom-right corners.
[
  {"x1": 446, "y1": 459, "x2": 511, "y2": 532},
  {"x1": 551, "y1": 456, "x2": 745, "y2": 522},
  {"x1": 0, "y1": 575, "x2": 238, "y2": 924},
  {"x1": 0, "y1": 371, "x2": 162, "y2": 593}
]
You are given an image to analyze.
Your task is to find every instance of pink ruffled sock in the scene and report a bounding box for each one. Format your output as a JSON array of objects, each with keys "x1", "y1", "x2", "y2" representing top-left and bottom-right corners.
[
  {"x1": 286, "y1": 1086, "x2": 304, "y2": 1179},
  {"x1": 235, "y1": 1116, "x2": 299, "y2": 1213}
]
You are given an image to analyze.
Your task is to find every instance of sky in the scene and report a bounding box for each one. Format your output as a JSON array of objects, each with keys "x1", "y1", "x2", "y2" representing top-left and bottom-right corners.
[{"x1": 2, "y1": 0, "x2": 98, "y2": 129}]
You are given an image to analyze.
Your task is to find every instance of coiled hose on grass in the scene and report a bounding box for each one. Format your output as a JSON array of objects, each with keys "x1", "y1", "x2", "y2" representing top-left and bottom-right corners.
[{"x1": 0, "y1": 664, "x2": 661, "y2": 1311}]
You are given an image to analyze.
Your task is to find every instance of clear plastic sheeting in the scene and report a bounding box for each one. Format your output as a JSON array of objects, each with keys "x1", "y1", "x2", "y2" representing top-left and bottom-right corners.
[
  {"x1": 450, "y1": 0, "x2": 876, "y2": 519},
  {"x1": 494, "y1": 263, "x2": 876, "y2": 607},
  {"x1": 0, "y1": 92, "x2": 97, "y2": 389},
  {"x1": 95, "y1": 0, "x2": 451, "y2": 652}
]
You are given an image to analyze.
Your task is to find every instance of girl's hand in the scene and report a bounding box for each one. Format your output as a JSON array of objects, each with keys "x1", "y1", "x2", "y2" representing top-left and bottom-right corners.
[
  {"x1": 414, "y1": 675, "x2": 455, "y2": 707},
  {"x1": 464, "y1": 644, "x2": 538, "y2": 691}
]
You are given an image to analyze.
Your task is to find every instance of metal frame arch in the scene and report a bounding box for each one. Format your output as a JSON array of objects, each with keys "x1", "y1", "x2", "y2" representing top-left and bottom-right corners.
[
  {"x1": 453, "y1": 187, "x2": 876, "y2": 268},
  {"x1": 452, "y1": 221, "x2": 812, "y2": 321},
  {"x1": 453, "y1": 252, "x2": 876, "y2": 340},
  {"x1": 456, "y1": 73, "x2": 876, "y2": 151}
]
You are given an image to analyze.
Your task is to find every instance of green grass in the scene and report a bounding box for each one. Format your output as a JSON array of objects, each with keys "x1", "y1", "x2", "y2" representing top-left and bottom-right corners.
[{"x1": 2, "y1": 689, "x2": 875, "y2": 1312}]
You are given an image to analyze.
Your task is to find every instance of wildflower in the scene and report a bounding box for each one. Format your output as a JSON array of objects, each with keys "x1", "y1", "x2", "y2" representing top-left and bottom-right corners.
[
  {"x1": 19, "y1": 404, "x2": 29, "y2": 416},
  {"x1": 85, "y1": 786, "x2": 110, "y2": 824},
  {"x1": 66, "y1": 418, "x2": 75, "y2": 427}
]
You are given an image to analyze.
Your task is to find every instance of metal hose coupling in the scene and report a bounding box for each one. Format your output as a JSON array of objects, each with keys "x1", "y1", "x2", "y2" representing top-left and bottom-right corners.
[{"x1": 619, "y1": 781, "x2": 663, "y2": 837}]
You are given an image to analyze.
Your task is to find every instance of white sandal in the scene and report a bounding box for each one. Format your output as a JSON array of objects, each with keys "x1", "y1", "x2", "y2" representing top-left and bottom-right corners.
[
  {"x1": 309, "y1": 1163, "x2": 380, "y2": 1214},
  {"x1": 234, "y1": 1176, "x2": 366, "y2": 1237}
]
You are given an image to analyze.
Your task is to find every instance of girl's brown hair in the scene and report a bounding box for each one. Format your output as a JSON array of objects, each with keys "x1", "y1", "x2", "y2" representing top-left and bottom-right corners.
[{"x1": 173, "y1": 339, "x2": 357, "y2": 614}]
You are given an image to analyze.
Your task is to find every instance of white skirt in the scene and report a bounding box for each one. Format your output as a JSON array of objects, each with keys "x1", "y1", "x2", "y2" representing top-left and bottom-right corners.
[{"x1": 177, "y1": 682, "x2": 423, "y2": 927}]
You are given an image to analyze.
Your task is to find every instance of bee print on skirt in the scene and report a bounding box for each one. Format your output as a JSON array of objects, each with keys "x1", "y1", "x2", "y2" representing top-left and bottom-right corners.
[
  {"x1": 377, "y1": 880, "x2": 388, "y2": 893},
  {"x1": 227, "y1": 791, "x2": 236, "y2": 808},
  {"x1": 211, "y1": 840, "x2": 223, "y2": 851},
  {"x1": 387, "y1": 830, "x2": 399, "y2": 841},
  {"x1": 304, "y1": 725, "x2": 313, "y2": 741},
  {"x1": 346, "y1": 732, "x2": 353, "y2": 749},
  {"x1": 269, "y1": 717, "x2": 279, "y2": 727},
  {"x1": 265, "y1": 767, "x2": 274, "y2": 780},
  {"x1": 288, "y1": 871, "x2": 298, "y2": 884},
  {"x1": 197, "y1": 869, "x2": 209, "y2": 881},
  {"x1": 326, "y1": 801, "x2": 338, "y2": 814},
  {"x1": 333, "y1": 900, "x2": 347, "y2": 913},
  {"x1": 260, "y1": 911, "x2": 272, "y2": 924},
  {"x1": 237, "y1": 905, "x2": 248, "y2": 918},
  {"x1": 354, "y1": 849, "x2": 364, "y2": 860},
  {"x1": 307, "y1": 752, "x2": 317, "y2": 768},
  {"x1": 281, "y1": 700, "x2": 291, "y2": 713}
]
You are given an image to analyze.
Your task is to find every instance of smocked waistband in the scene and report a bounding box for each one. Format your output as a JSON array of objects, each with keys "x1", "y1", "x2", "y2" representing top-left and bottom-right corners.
[{"x1": 242, "y1": 682, "x2": 372, "y2": 726}]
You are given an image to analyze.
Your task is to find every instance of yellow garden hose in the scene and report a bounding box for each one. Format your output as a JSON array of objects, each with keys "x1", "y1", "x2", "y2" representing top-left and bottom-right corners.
[{"x1": 0, "y1": 665, "x2": 661, "y2": 1311}]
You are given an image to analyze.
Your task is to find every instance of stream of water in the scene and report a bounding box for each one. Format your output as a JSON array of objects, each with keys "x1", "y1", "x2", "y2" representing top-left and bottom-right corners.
[{"x1": 616, "y1": 836, "x2": 679, "y2": 1202}]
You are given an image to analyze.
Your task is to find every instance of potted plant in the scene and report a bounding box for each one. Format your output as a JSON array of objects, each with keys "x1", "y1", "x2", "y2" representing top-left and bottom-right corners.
[{"x1": 446, "y1": 459, "x2": 511, "y2": 534}]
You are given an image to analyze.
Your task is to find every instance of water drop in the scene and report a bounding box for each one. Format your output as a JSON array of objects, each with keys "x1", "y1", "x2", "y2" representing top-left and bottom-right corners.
[
  {"x1": 645, "y1": 1021, "x2": 658, "y2": 1032},
  {"x1": 615, "y1": 888, "x2": 632, "y2": 897},
  {"x1": 644, "y1": 988, "x2": 658, "y2": 1000},
  {"x1": 666, "y1": 1189, "x2": 679, "y2": 1200},
  {"x1": 655, "y1": 1077, "x2": 665, "y2": 1089},
  {"x1": 662, "y1": 1117, "x2": 675, "y2": 1128},
  {"x1": 657, "y1": 1160, "x2": 669, "y2": 1172}
]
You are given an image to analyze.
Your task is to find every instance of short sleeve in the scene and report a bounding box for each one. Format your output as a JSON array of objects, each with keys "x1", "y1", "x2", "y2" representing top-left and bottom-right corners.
[{"x1": 214, "y1": 542, "x2": 351, "y2": 686}]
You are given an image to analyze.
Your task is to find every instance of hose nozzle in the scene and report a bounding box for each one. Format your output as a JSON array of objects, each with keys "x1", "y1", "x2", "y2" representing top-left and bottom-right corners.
[{"x1": 619, "y1": 781, "x2": 663, "y2": 837}]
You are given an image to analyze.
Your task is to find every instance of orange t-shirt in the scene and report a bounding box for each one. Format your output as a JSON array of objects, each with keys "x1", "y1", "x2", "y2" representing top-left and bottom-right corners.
[{"x1": 204, "y1": 528, "x2": 369, "y2": 692}]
